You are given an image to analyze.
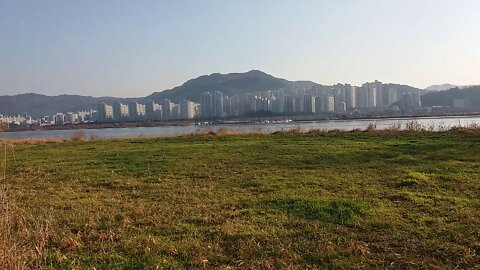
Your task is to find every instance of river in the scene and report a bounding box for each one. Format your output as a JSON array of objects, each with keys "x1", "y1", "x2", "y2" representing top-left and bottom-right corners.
[{"x1": 1, "y1": 115, "x2": 479, "y2": 139}]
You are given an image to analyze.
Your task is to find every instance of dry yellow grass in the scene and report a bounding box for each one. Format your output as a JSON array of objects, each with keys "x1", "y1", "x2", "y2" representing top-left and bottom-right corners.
[
  {"x1": 0, "y1": 186, "x2": 51, "y2": 270},
  {"x1": 1, "y1": 140, "x2": 51, "y2": 269},
  {"x1": 1, "y1": 122, "x2": 480, "y2": 146}
]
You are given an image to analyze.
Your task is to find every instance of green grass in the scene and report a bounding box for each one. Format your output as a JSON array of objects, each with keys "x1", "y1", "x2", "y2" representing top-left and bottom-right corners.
[
  {"x1": 3, "y1": 131, "x2": 480, "y2": 269},
  {"x1": 265, "y1": 198, "x2": 368, "y2": 224}
]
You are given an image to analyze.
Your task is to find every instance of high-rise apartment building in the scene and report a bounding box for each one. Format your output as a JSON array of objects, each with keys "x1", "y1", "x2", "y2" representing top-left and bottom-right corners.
[
  {"x1": 304, "y1": 95, "x2": 316, "y2": 113},
  {"x1": 128, "y1": 102, "x2": 139, "y2": 121},
  {"x1": 345, "y1": 85, "x2": 356, "y2": 110},
  {"x1": 200, "y1": 92, "x2": 213, "y2": 118},
  {"x1": 97, "y1": 102, "x2": 113, "y2": 122},
  {"x1": 213, "y1": 91, "x2": 224, "y2": 117},
  {"x1": 161, "y1": 99, "x2": 173, "y2": 120},
  {"x1": 179, "y1": 100, "x2": 195, "y2": 119},
  {"x1": 399, "y1": 92, "x2": 421, "y2": 112}
]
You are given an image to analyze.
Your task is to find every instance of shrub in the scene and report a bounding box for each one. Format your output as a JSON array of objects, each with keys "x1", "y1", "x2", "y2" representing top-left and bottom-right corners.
[
  {"x1": 386, "y1": 122, "x2": 402, "y2": 132},
  {"x1": 71, "y1": 131, "x2": 86, "y2": 141},
  {"x1": 365, "y1": 123, "x2": 377, "y2": 133},
  {"x1": 405, "y1": 121, "x2": 424, "y2": 132}
]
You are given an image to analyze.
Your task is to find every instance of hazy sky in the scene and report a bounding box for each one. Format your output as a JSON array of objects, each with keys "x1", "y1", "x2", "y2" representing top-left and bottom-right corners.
[{"x1": 1, "y1": 0, "x2": 479, "y2": 97}]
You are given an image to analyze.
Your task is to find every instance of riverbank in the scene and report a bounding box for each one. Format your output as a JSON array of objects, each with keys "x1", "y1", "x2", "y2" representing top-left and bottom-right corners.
[
  {"x1": 0, "y1": 119, "x2": 196, "y2": 132},
  {"x1": 1, "y1": 121, "x2": 479, "y2": 143},
  {"x1": 2, "y1": 111, "x2": 480, "y2": 133},
  {"x1": 1, "y1": 131, "x2": 479, "y2": 268},
  {"x1": 1, "y1": 114, "x2": 480, "y2": 140}
]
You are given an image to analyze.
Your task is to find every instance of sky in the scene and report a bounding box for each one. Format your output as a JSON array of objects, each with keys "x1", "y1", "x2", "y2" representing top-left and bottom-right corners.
[{"x1": 1, "y1": 0, "x2": 479, "y2": 97}]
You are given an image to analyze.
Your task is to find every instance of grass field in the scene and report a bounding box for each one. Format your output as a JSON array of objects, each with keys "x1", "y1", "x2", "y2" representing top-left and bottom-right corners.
[{"x1": 1, "y1": 130, "x2": 480, "y2": 269}]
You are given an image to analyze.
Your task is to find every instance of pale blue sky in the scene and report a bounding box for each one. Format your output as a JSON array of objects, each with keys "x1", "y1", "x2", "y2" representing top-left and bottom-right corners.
[{"x1": 1, "y1": 0, "x2": 479, "y2": 97}]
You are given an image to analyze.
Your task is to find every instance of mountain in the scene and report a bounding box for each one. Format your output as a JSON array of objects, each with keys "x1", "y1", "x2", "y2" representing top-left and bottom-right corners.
[
  {"x1": 0, "y1": 71, "x2": 319, "y2": 118},
  {"x1": 421, "y1": 86, "x2": 480, "y2": 109},
  {"x1": 0, "y1": 93, "x2": 134, "y2": 118},
  {"x1": 383, "y1": 83, "x2": 422, "y2": 93},
  {"x1": 145, "y1": 70, "x2": 320, "y2": 103},
  {"x1": 424, "y1": 84, "x2": 477, "y2": 91},
  {"x1": 3, "y1": 71, "x2": 476, "y2": 118},
  {"x1": 425, "y1": 84, "x2": 459, "y2": 91}
]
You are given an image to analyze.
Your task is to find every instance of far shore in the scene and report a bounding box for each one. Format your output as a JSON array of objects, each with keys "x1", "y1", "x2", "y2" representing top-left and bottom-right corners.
[{"x1": 1, "y1": 111, "x2": 480, "y2": 133}]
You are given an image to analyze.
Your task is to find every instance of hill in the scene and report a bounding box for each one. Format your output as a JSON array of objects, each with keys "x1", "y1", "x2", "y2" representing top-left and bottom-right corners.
[
  {"x1": 425, "y1": 84, "x2": 460, "y2": 91},
  {"x1": 0, "y1": 93, "x2": 134, "y2": 118},
  {"x1": 425, "y1": 84, "x2": 477, "y2": 91},
  {"x1": 383, "y1": 83, "x2": 422, "y2": 93},
  {"x1": 421, "y1": 86, "x2": 480, "y2": 108},
  {"x1": 2, "y1": 71, "x2": 476, "y2": 117},
  {"x1": 145, "y1": 70, "x2": 320, "y2": 103},
  {"x1": 0, "y1": 70, "x2": 319, "y2": 117}
]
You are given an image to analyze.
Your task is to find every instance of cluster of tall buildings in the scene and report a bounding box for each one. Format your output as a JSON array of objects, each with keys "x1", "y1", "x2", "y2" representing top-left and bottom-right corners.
[
  {"x1": 0, "y1": 113, "x2": 34, "y2": 126},
  {"x1": 97, "y1": 100, "x2": 199, "y2": 122},
  {"x1": 196, "y1": 81, "x2": 421, "y2": 118},
  {"x1": 0, "y1": 111, "x2": 95, "y2": 126},
  {"x1": 42, "y1": 111, "x2": 94, "y2": 125},
  {"x1": 1, "y1": 80, "x2": 423, "y2": 127}
]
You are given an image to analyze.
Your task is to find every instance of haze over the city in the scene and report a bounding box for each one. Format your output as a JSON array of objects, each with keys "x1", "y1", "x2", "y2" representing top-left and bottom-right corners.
[{"x1": 1, "y1": 0, "x2": 479, "y2": 97}]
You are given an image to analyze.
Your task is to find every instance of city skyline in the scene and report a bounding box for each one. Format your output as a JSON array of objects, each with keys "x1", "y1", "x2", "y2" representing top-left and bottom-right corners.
[
  {"x1": 1, "y1": 0, "x2": 480, "y2": 97},
  {"x1": 1, "y1": 79, "x2": 428, "y2": 126}
]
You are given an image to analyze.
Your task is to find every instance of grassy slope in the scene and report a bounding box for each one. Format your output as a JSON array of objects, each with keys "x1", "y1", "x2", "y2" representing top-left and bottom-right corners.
[{"x1": 4, "y1": 131, "x2": 480, "y2": 269}]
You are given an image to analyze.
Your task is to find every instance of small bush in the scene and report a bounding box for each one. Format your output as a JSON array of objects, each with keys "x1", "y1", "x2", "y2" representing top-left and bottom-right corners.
[
  {"x1": 71, "y1": 131, "x2": 86, "y2": 141},
  {"x1": 405, "y1": 121, "x2": 424, "y2": 132},
  {"x1": 364, "y1": 123, "x2": 377, "y2": 133},
  {"x1": 386, "y1": 122, "x2": 402, "y2": 132}
]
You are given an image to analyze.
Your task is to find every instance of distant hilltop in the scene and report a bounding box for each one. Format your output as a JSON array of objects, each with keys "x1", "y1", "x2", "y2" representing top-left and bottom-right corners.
[
  {"x1": 425, "y1": 84, "x2": 475, "y2": 91},
  {"x1": 0, "y1": 70, "x2": 478, "y2": 118},
  {"x1": 0, "y1": 70, "x2": 321, "y2": 118},
  {"x1": 425, "y1": 84, "x2": 460, "y2": 91},
  {"x1": 146, "y1": 70, "x2": 320, "y2": 104}
]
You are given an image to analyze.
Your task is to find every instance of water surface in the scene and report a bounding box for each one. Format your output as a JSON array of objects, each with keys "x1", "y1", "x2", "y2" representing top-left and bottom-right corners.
[{"x1": 2, "y1": 115, "x2": 479, "y2": 139}]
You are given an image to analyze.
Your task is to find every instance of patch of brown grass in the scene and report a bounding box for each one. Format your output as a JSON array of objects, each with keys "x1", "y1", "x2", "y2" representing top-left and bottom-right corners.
[
  {"x1": 1, "y1": 141, "x2": 51, "y2": 269},
  {"x1": 272, "y1": 127, "x2": 304, "y2": 135},
  {"x1": 306, "y1": 128, "x2": 328, "y2": 134},
  {"x1": 404, "y1": 120, "x2": 425, "y2": 132},
  {"x1": 216, "y1": 128, "x2": 243, "y2": 136},
  {"x1": 364, "y1": 123, "x2": 377, "y2": 133},
  {"x1": 71, "y1": 130, "x2": 86, "y2": 141},
  {"x1": 185, "y1": 129, "x2": 218, "y2": 137},
  {"x1": 186, "y1": 128, "x2": 252, "y2": 137},
  {"x1": 0, "y1": 186, "x2": 51, "y2": 270},
  {"x1": 385, "y1": 122, "x2": 402, "y2": 132},
  {"x1": 1, "y1": 120, "x2": 480, "y2": 145},
  {"x1": 248, "y1": 127, "x2": 266, "y2": 135},
  {"x1": 450, "y1": 122, "x2": 480, "y2": 132},
  {"x1": 1, "y1": 137, "x2": 69, "y2": 146}
]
